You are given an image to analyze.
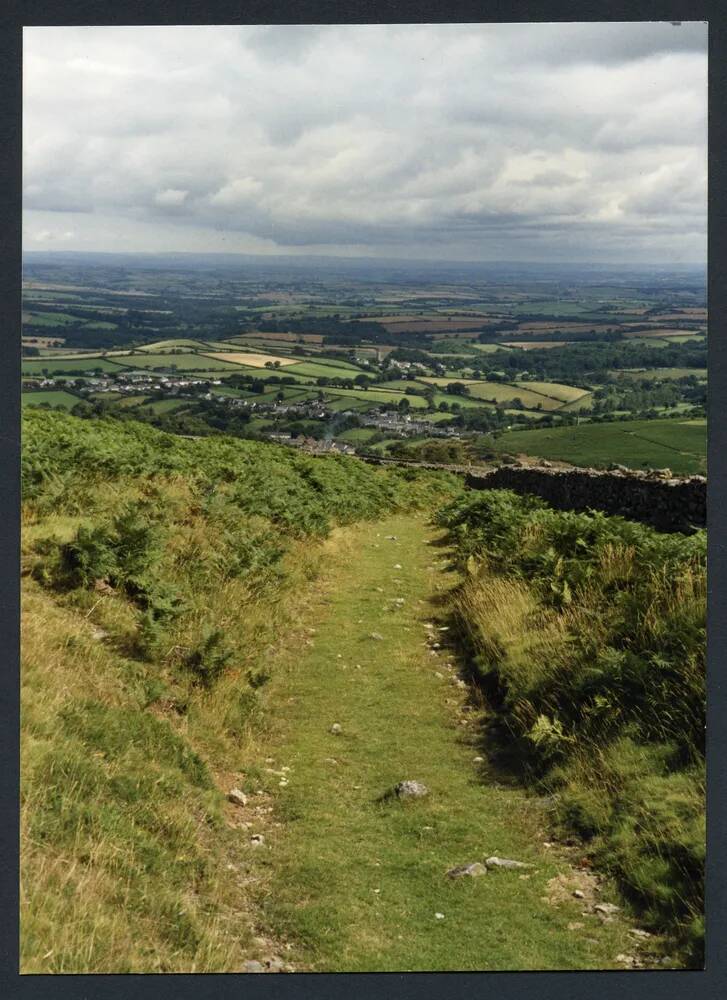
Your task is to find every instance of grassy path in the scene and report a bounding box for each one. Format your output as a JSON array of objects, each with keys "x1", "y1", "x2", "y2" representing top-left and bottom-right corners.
[{"x1": 247, "y1": 513, "x2": 633, "y2": 971}]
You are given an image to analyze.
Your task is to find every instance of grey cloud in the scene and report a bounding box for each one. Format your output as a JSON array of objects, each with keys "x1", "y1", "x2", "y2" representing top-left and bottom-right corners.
[{"x1": 22, "y1": 22, "x2": 707, "y2": 263}]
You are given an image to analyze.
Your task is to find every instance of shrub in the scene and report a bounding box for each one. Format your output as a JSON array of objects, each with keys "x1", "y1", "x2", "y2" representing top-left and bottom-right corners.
[{"x1": 183, "y1": 629, "x2": 234, "y2": 688}]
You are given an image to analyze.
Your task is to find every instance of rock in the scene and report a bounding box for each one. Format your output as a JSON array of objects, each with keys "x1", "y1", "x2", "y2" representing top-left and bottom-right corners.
[
  {"x1": 369, "y1": 632, "x2": 384, "y2": 641},
  {"x1": 446, "y1": 862, "x2": 487, "y2": 879},
  {"x1": 434, "y1": 912, "x2": 445, "y2": 920},
  {"x1": 93, "y1": 578, "x2": 115, "y2": 594},
  {"x1": 393, "y1": 563, "x2": 403, "y2": 569},
  {"x1": 250, "y1": 834, "x2": 265, "y2": 846},
  {"x1": 90, "y1": 627, "x2": 109, "y2": 641},
  {"x1": 485, "y1": 856, "x2": 532, "y2": 870},
  {"x1": 609, "y1": 463, "x2": 629, "y2": 473},
  {"x1": 385, "y1": 535, "x2": 398, "y2": 541},
  {"x1": 568, "y1": 922, "x2": 584, "y2": 931},
  {"x1": 266, "y1": 956, "x2": 285, "y2": 972},
  {"x1": 244, "y1": 960, "x2": 266, "y2": 973},
  {"x1": 393, "y1": 598, "x2": 405, "y2": 605},
  {"x1": 330, "y1": 723, "x2": 342, "y2": 734},
  {"x1": 394, "y1": 780, "x2": 429, "y2": 799},
  {"x1": 573, "y1": 890, "x2": 585, "y2": 899},
  {"x1": 594, "y1": 902, "x2": 620, "y2": 916},
  {"x1": 628, "y1": 928, "x2": 651, "y2": 939},
  {"x1": 473, "y1": 756, "x2": 484, "y2": 763},
  {"x1": 227, "y1": 788, "x2": 248, "y2": 807}
]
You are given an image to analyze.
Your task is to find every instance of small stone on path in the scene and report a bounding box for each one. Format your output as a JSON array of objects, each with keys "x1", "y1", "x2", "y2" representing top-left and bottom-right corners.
[
  {"x1": 228, "y1": 788, "x2": 248, "y2": 807},
  {"x1": 244, "y1": 960, "x2": 265, "y2": 973},
  {"x1": 446, "y1": 862, "x2": 487, "y2": 879},
  {"x1": 330, "y1": 723, "x2": 342, "y2": 734},
  {"x1": 485, "y1": 856, "x2": 532, "y2": 870},
  {"x1": 394, "y1": 780, "x2": 429, "y2": 799}
]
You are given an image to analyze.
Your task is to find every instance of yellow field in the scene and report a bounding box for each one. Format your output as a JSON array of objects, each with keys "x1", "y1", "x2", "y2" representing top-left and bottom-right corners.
[
  {"x1": 201, "y1": 352, "x2": 297, "y2": 368},
  {"x1": 514, "y1": 381, "x2": 589, "y2": 403}
]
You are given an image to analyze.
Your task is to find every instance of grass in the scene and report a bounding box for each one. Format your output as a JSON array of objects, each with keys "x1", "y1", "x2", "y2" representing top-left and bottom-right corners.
[
  {"x1": 321, "y1": 386, "x2": 429, "y2": 408},
  {"x1": 248, "y1": 515, "x2": 636, "y2": 971},
  {"x1": 514, "y1": 381, "x2": 589, "y2": 404},
  {"x1": 285, "y1": 361, "x2": 370, "y2": 379},
  {"x1": 22, "y1": 390, "x2": 80, "y2": 410},
  {"x1": 23, "y1": 311, "x2": 80, "y2": 326},
  {"x1": 114, "y1": 353, "x2": 242, "y2": 371},
  {"x1": 21, "y1": 411, "x2": 460, "y2": 972},
  {"x1": 494, "y1": 419, "x2": 706, "y2": 475},
  {"x1": 435, "y1": 490, "x2": 706, "y2": 963},
  {"x1": 22, "y1": 358, "x2": 129, "y2": 376}
]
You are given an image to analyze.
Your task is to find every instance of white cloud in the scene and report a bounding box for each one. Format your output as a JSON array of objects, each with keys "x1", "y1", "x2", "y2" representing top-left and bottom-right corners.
[{"x1": 22, "y1": 22, "x2": 707, "y2": 262}]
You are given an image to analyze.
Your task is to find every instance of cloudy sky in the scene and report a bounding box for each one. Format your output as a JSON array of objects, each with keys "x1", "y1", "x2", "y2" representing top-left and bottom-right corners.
[{"x1": 23, "y1": 22, "x2": 707, "y2": 264}]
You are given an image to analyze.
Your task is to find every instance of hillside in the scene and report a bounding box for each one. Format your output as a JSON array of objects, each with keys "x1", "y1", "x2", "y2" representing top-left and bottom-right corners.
[{"x1": 21, "y1": 411, "x2": 705, "y2": 971}]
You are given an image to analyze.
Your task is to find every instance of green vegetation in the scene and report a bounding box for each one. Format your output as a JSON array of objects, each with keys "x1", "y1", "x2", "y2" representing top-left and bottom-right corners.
[
  {"x1": 22, "y1": 390, "x2": 81, "y2": 410},
  {"x1": 19, "y1": 260, "x2": 708, "y2": 972},
  {"x1": 494, "y1": 419, "x2": 706, "y2": 475},
  {"x1": 23, "y1": 357, "x2": 128, "y2": 376},
  {"x1": 435, "y1": 490, "x2": 705, "y2": 963},
  {"x1": 21, "y1": 409, "x2": 459, "y2": 972}
]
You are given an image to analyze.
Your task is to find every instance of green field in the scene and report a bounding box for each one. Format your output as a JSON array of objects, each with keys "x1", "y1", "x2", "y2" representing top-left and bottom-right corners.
[
  {"x1": 495, "y1": 418, "x2": 706, "y2": 474},
  {"x1": 113, "y1": 352, "x2": 243, "y2": 371},
  {"x1": 137, "y1": 339, "x2": 209, "y2": 352},
  {"x1": 286, "y1": 360, "x2": 370, "y2": 379},
  {"x1": 335, "y1": 427, "x2": 379, "y2": 443},
  {"x1": 139, "y1": 398, "x2": 192, "y2": 414},
  {"x1": 22, "y1": 357, "x2": 129, "y2": 375},
  {"x1": 22, "y1": 390, "x2": 80, "y2": 409},
  {"x1": 322, "y1": 386, "x2": 428, "y2": 408},
  {"x1": 23, "y1": 311, "x2": 80, "y2": 326}
]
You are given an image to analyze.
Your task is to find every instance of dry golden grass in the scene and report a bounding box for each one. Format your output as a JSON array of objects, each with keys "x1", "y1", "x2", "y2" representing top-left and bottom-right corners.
[{"x1": 201, "y1": 352, "x2": 297, "y2": 368}]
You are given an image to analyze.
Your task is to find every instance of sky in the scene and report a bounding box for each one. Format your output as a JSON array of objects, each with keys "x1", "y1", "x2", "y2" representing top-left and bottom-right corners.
[{"x1": 22, "y1": 22, "x2": 708, "y2": 264}]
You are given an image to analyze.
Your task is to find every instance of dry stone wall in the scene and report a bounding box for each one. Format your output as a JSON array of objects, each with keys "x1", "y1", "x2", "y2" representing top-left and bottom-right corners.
[{"x1": 465, "y1": 466, "x2": 706, "y2": 534}]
